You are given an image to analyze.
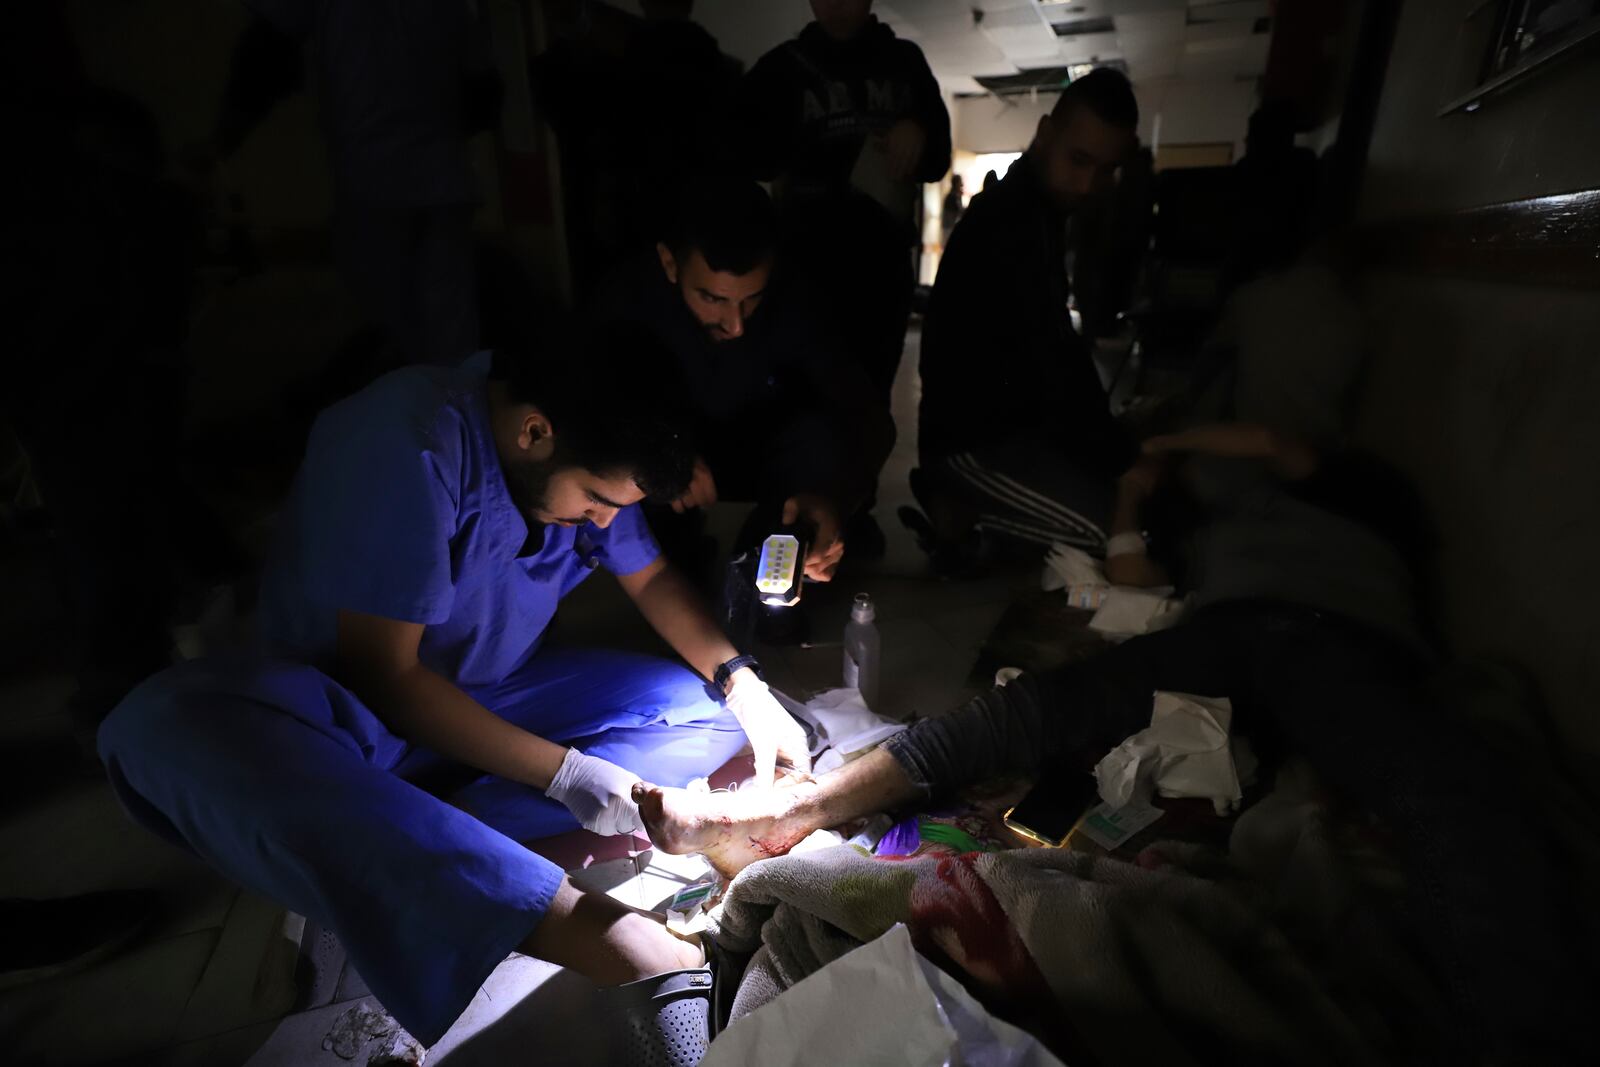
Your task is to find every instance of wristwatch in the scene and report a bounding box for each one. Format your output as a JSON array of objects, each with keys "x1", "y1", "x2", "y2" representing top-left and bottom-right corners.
[{"x1": 713, "y1": 654, "x2": 763, "y2": 694}]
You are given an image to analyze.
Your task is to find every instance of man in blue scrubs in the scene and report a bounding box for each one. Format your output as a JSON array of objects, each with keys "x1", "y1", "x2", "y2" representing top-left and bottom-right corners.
[{"x1": 97, "y1": 329, "x2": 808, "y2": 1045}]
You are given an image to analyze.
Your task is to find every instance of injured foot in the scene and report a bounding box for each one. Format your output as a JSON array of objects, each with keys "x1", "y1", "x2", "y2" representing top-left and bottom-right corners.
[{"x1": 633, "y1": 780, "x2": 819, "y2": 879}]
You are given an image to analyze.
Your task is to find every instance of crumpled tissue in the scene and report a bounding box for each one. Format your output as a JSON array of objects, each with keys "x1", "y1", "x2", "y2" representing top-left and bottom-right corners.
[
  {"x1": 1041, "y1": 542, "x2": 1104, "y2": 591},
  {"x1": 1043, "y1": 543, "x2": 1184, "y2": 637},
  {"x1": 700, "y1": 923, "x2": 1063, "y2": 1067},
  {"x1": 776, "y1": 687, "x2": 905, "y2": 774},
  {"x1": 1087, "y1": 588, "x2": 1184, "y2": 640},
  {"x1": 1095, "y1": 691, "x2": 1246, "y2": 815}
]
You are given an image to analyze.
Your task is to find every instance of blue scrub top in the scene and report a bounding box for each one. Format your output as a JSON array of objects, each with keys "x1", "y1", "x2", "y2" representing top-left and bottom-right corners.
[{"x1": 259, "y1": 353, "x2": 661, "y2": 687}]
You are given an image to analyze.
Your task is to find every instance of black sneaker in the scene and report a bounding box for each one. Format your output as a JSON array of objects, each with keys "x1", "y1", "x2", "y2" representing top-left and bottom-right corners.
[
  {"x1": 896, "y1": 505, "x2": 937, "y2": 555},
  {"x1": 897, "y1": 506, "x2": 987, "y2": 579}
]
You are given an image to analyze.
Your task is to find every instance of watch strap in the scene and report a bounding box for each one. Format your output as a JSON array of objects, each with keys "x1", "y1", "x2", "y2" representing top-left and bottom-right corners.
[{"x1": 713, "y1": 654, "x2": 762, "y2": 692}]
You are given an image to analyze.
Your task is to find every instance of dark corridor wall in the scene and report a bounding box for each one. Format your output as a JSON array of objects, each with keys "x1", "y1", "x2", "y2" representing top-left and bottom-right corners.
[{"x1": 1351, "y1": 1, "x2": 1600, "y2": 761}]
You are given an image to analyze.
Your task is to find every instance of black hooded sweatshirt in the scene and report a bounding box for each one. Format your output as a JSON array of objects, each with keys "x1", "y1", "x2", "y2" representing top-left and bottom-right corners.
[{"x1": 737, "y1": 15, "x2": 950, "y2": 236}]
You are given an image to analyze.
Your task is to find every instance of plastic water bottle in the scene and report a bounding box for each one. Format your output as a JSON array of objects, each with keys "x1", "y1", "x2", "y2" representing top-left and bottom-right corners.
[{"x1": 843, "y1": 593, "x2": 882, "y2": 710}]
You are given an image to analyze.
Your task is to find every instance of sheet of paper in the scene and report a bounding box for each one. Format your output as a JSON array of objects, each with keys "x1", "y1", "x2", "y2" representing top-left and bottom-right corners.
[
  {"x1": 700, "y1": 924, "x2": 1063, "y2": 1067},
  {"x1": 849, "y1": 138, "x2": 916, "y2": 225}
]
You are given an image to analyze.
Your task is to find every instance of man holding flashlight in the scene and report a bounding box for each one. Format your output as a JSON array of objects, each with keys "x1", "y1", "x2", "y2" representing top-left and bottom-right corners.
[
  {"x1": 96, "y1": 327, "x2": 806, "y2": 1048},
  {"x1": 597, "y1": 176, "x2": 894, "y2": 591}
]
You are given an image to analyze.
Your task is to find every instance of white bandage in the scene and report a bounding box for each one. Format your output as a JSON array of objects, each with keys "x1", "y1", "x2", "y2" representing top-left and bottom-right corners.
[{"x1": 1106, "y1": 531, "x2": 1148, "y2": 559}]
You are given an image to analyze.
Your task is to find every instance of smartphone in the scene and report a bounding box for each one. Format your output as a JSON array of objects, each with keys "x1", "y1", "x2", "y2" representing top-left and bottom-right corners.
[{"x1": 1003, "y1": 776, "x2": 1097, "y2": 848}]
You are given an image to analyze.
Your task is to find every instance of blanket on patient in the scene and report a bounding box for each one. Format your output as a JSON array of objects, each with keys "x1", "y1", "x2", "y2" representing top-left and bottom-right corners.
[{"x1": 710, "y1": 763, "x2": 1449, "y2": 1067}]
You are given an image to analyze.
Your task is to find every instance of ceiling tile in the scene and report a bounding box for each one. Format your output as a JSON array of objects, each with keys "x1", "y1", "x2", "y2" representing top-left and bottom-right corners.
[
  {"x1": 1054, "y1": 30, "x2": 1122, "y2": 60},
  {"x1": 1187, "y1": 1, "x2": 1271, "y2": 22},
  {"x1": 1185, "y1": 18, "x2": 1259, "y2": 43},
  {"x1": 1098, "y1": 0, "x2": 1187, "y2": 14},
  {"x1": 1114, "y1": 10, "x2": 1185, "y2": 43}
]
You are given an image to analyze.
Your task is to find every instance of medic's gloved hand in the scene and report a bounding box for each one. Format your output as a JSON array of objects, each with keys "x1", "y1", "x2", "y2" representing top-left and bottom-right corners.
[
  {"x1": 546, "y1": 748, "x2": 644, "y2": 836},
  {"x1": 724, "y1": 672, "x2": 812, "y2": 787}
]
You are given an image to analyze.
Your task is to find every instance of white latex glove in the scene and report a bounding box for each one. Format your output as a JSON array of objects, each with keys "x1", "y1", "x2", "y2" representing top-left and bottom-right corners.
[
  {"x1": 725, "y1": 673, "x2": 812, "y2": 787},
  {"x1": 545, "y1": 748, "x2": 643, "y2": 836}
]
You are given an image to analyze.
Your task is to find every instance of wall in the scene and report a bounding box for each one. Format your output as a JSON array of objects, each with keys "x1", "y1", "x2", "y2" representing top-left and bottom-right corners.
[
  {"x1": 951, "y1": 76, "x2": 1257, "y2": 156},
  {"x1": 1351, "y1": 1, "x2": 1600, "y2": 759},
  {"x1": 68, "y1": 0, "x2": 333, "y2": 227},
  {"x1": 1360, "y1": 3, "x2": 1600, "y2": 220},
  {"x1": 951, "y1": 92, "x2": 1053, "y2": 154},
  {"x1": 1135, "y1": 76, "x2": 1257, "y2": 158}
]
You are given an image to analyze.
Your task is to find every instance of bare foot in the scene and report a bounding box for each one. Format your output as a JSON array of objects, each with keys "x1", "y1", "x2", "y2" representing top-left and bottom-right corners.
[{"x1": 632, "y1": 780, "x2": 819, "y2": 878}]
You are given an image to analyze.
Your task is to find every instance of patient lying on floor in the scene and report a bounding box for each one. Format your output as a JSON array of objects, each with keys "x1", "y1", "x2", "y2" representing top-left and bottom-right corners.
[{"x1": 634, "y1": 424, "x2": 1592, "y2": 1064}]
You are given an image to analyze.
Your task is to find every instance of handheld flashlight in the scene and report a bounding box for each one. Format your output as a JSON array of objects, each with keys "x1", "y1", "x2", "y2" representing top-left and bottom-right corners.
[{"x1": 755, "y1": 531, "x2": 807, "y2": 608}]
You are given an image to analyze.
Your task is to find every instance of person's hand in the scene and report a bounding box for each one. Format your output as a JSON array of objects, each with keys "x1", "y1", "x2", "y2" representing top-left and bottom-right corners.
[
  {"x1": 671, "y1": 458, "x2": 719, "y2": 514},
  {"x1": 1118, "y1": 455, "x2": 1167, "y2": 502},
  {"x1": 545, "y1": 749, "x2": 643, "y2": 836},
  {"x1": 724, "y1": 670, "x2": 812, "y2": 787},
  {"x1": 1143, "y1": 424, "x2": 1276, "y2": 459},
  {"x1": 1105, "y1": 552, "x2": 1169, "y2": 589},
  {"x1": 782, "y1": 495, "x2": 845, "y2": 581},
  {"x1": 881, "y1": 119, "x2": 927, "y2": 182}
]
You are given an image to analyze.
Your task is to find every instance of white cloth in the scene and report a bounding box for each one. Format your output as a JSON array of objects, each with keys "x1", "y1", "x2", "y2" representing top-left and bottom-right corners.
[
  {"x1": 1087, "y1": 587, "x2": 1184, "y2": 640},
  {"x1": 701, "y1": 924, "x2": 1062, "y2": 1067},
  {"x1": 1095, "y1": 691, "x2": 1245, "y2": 815},
  {"x1": 1041, "y1": 542, "x2": 1104, "y2": 591},
  {"x1": 780, "y1": 687, "x2": 906, "y2": 763},
  {"x1": 545, "y1": 749, "x2": 642, "y2": 836}
]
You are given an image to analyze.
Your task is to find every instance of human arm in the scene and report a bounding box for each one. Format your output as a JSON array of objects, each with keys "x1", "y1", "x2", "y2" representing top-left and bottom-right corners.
[
  {"x1": 334, "y1": 610, "x2": 643, "y2": 834},
  {"x1": 668, "y1": 459, "x2": 843, "y2": 583},
  {"x1": 783, "y1": 494, "x2": 845, "y2": 583},
  {"x1": 892, "y1": 43, "x2": 952, "y2": 184},
  {"x1": 1142, "y1": 423, "x2": 1319, "y2": 480},
  {"x1": 1103, "y1": 456, "x2": 1170, "y2": 588},
  {"x1": 616, "y1": 558, "x2": 811, "y2": 781},
  {"x1": 616, "y1": 557, "x2": 741, "y2": 683},
  {"x1": 335, "y1": 611, "x2": 568, "y2": 786}
]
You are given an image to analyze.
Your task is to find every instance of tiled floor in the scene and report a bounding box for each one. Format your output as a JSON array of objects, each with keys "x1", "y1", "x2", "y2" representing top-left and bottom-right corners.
[{"x1": 0, "y1": 326, "x2": 1036, "y2": 1065}]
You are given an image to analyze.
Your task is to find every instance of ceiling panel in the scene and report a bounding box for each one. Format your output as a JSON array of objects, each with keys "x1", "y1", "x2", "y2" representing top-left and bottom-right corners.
[
  {"x1": 1187, "y1": 1, "x2": 1271, "y2": 22},
  {"x1": 880, "y1": 0, "x2": 974, "y2": 26},
  {"x1": 1177, "y1": 32, "x2": 1269, "y2": 75},
  {"x1": 1054, "y1": 31, "x2": 1123, "y2": 60},
  {"x1": 1123, "y1": 46, "x2": 1181, "y2": 79},
  {"x1": 1115, "y1": 10, "x2": 1186, "y2": 44},
  {"x1": 1100, "y1": 0, "x2": 1187, "y2": 14},
  {"x1": 691, "y1": 0, "x2": 1270, "y2": 96},
  {"x1": 1185, "y1": 17, "x2": 1260, "y2": 42}
]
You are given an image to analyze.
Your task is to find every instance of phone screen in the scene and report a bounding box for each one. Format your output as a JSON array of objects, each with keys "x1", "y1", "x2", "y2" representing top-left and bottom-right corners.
[{"x1": 1003, "y1": 775, "x2": 1097, "y2": 848}]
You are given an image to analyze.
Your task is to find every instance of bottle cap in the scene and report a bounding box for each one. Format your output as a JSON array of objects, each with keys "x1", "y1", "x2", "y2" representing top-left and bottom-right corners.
[{"x1": 851, "y1": 592, "x2": 875, "y2": 623}]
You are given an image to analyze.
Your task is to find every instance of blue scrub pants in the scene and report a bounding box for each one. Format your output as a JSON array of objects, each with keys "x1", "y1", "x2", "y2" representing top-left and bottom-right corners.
[{"x1": 96, "y1": 648, "x2": 746, "y2": 1045}]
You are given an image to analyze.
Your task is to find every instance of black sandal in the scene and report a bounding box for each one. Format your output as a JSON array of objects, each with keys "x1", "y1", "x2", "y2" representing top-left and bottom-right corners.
[{"x1": 606, "y1": 965, "x2": 715, "y2": 1066}]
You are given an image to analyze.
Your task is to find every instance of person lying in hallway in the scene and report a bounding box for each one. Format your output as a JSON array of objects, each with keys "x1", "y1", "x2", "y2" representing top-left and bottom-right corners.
[
  {"x1": 96, "y1": 327, "x2": 810, "y2": 1047},
  {"x1": 593, "y1": 175, "x2": 893, "y2": 591},
  {"x1": 635, "y1": 423, "x2": 1591, "y2": 1066}
]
